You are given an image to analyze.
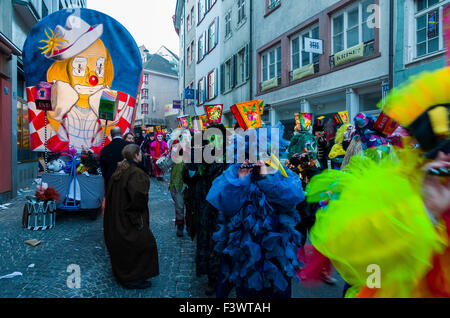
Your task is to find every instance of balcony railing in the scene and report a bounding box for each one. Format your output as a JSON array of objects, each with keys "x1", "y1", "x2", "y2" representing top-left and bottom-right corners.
[{"x1": 329, "y1": 40, "x2": 375, "y2": 68}]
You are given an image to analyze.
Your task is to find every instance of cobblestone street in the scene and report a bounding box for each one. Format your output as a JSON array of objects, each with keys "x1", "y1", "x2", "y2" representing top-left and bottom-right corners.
[{"x1": 0, "y1": 176, "x2": 344, "y2": 298}]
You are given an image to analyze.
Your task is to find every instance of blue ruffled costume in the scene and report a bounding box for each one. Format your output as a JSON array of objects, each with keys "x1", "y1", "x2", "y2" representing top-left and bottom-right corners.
[{"x1": 207, "y1": 164, "x2": 305, "y2": 297}]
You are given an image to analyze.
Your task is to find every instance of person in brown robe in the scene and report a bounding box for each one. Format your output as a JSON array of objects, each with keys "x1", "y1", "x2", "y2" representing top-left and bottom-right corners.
[{"x1": 104, "y1": 144, "x2": 159, "y2": 289}]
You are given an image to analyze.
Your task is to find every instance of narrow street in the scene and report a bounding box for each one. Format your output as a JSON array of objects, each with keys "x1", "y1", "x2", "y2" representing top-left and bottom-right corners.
[{"x1": 0, "y1": 177, "x2": 344, "y2": 298}]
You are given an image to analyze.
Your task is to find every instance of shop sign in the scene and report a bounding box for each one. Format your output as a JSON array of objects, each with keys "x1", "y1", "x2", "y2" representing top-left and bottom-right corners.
[
  {"x1": 334, "y1": 42, "x2": 364, "y2": 67},
  {"x1": 304, "y1": 38, "x2": 323, "y2": 54},
  {"x1": 292, "y1": 63, "x2": 315, "y2": 81}
]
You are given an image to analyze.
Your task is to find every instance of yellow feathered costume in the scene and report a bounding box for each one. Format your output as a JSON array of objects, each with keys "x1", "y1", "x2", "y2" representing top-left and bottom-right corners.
[{"x1": 308, "y1": 67, "x2": 450, "y2": 298}]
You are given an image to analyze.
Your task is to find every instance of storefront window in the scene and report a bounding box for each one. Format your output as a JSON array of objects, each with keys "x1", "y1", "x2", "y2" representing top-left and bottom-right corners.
[
  {"x1": 359, "y1": 91, "x2": 382, "y2": 112},
  {"x1": 17, "y1": 98, "x2": 34, "y2": 162}
]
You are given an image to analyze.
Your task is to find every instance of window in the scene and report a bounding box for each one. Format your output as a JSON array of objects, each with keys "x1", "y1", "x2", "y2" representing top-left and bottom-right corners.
[
  {"x1": 141, "y1": 88, "x2": 148, "y2": 99},
  {"x1": 190, "y1": 41, "x2": 195, "y2": 64},
  {"x1": 198, "y1": 0, "x2": 206, "y2": 23},
  {"x1": 415, "y1": 0, "x2": 449, "y2": 57},
  {"x1": 187, "y1": 46, "x2": 191, "y2": 66},
  {"x1": 208, "y1": 18, "x2": 219, "y2": 52},
  {"x1": 291, "y1": 26, "x2": 320, "y2": 70},
  {"x1": 331, "y1": 0, "x2": 376, "y2": 54},
  {"x1": 268, "y1": 0, "x2": 281, "y2": 11},
  {"x1": 237, "y1": 47, "x2": 246, "y2": 84},
  {"x1": 261, "y1": 46, "x2": 281, "y2": 82},
  {"x1": 238, "y1": 0, "x2": 246, "y2": 24},
  {"x1": 143, "y1": 74, "x2": 149, "y2": 84},
  {"x1": 187, "y1": 14, "x2": 191, "y2": 32},
  {"x1": 191, "y1": 6, "x2": 195, "y2": 27},
  {"x1": 225, "y1": 10, "x2": 232, "y2": 38},
  {"x1": 198, "y1": 77, "x2": 206, "y2": 104},
  {"x1": 198, "y1": 33, "x2": 204, "y2": 61},
  {"x1": 42, "y1": 1, "x2": 48, "y2": 18},
  {"x1": 207, "y1": 69, "x2": 218, "y2": 100},
  {"x1": 223, "y1": 58, "x2": 233, "y2": 92},
  {"x1": 17, "y1": 98, "x2": 33, "y2": 162},
  {"x1": 141, "y1": 103, "x2": 149, "y2": 115}
]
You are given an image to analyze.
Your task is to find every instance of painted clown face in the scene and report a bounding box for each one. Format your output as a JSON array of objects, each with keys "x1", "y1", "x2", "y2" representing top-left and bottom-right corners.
[
  {"x1": 69, "y1": 39, "x2": 110, "y2": 96},
  {"x1": 47, "y1": 38, "x2": 114, "y2": 102}
]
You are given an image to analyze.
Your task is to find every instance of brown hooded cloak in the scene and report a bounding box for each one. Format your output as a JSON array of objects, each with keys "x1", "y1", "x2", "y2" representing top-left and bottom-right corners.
[{"x1": 104, "y1": 161, "x2": 159, "y2": 286}]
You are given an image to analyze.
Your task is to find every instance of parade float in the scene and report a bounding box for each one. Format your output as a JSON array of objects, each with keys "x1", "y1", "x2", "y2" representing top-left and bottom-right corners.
[{"x1": 22, "y1": 8, "x2": 142, "y2": 221}]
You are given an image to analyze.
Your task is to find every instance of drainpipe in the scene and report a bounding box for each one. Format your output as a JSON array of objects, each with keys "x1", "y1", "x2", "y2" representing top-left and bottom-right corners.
[
  {"x1": 389, "y1": 0, "x2": 394, "y2": 89},
  {"x1": 183, "y1": 2, "x2": 186, "y2": 115},
  {"x1": 249, "y1": 0, "x2": 253, "y2": 100}
]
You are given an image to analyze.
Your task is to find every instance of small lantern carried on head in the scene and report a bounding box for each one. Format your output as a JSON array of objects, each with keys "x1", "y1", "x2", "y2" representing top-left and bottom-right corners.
[{"x1": 34, "y1": 81, "x2": 55, "y2": 111}]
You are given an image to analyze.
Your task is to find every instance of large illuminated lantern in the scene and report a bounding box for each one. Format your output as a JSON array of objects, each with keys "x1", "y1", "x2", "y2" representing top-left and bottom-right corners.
[{"x1": 23, "y1": 9, "x2": 142, "y2": 153}]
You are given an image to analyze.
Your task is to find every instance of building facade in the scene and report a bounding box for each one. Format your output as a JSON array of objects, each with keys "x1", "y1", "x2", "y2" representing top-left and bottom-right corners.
[
  {"x1": 394, "y1": 0, "x2": 448, "y2": 86},
  {"x1": 0, "y1": 0, "x2": 86, "y2": 203},
  {"x1": 253, "y1": 0, "x2": 390, "y2": 139},
  {"x1": 134, "y1": 47, "x2": 179, "y2": 129},
  {"x1": 174, "y1": 0, "x2": 395, "y2": 136}
]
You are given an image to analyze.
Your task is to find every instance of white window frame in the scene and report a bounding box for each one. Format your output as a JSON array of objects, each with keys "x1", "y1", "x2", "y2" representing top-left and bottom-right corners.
[
  {"x1": 198, "y1": 77, "x2": 206, "y2": 105},
  {"x1": 208, "y1": 20, "x2": 216, "y2": 52},
  {"x1": 225, "y1": 9, "x2": 232, "y2": 38},
  {"x1": 237, "y1": 46, "x2": 246, "y2": 84},
  {"x1": 208, "y1": 69, "x2": 217, "y2": 100},
  {"x1": 261, "y1": 45, "x2": 281, "y2": 82},
  {"x1": 290, "y1": 25, "x2": 319, "y2": 71},
  {"x1": 224, "y1": 58, "x2": 232, "y2": 91},
  {"x1": 331, "y1": 1, "x2": 376, "y2": 55},
  {"x1": 238, "y1": 0, "x2": 246, "y2": 24},
  {"x1": 414, "y1": 0, "x2": 448, "y2": 58}
]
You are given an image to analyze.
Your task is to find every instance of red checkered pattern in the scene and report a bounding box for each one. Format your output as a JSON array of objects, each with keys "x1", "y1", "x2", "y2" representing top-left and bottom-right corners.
[{"x1": 26, "y1": 86, "x2": 136, "y2": 154}]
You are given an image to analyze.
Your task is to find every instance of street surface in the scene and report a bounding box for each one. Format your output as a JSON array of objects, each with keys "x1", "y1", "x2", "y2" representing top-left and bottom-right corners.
[{"x1": 0, "y1": 176, "x2": 344, "y2": 298}]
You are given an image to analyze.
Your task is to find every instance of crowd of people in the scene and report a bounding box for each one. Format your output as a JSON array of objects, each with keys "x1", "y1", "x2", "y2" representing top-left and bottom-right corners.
[{"x1": 98, "y1": 67, "x2": 449, "y2": 298}]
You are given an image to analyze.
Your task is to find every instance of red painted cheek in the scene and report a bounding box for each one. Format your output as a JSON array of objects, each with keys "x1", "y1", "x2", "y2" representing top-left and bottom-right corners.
[{"x1": 89, "y1": 75, "x2": 99, "y2": 86}]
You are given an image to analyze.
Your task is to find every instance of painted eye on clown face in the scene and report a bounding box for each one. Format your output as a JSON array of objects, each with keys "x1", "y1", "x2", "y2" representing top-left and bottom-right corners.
[
  {"x1": 95, "y1": 57, "x2": 105, "y2": 78},
  {"x1": 72, "y1": 57, "x2": 88, "y2": 77}
]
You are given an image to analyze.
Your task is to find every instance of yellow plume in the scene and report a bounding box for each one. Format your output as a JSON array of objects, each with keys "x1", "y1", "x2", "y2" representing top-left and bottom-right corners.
[{"x1": 379, "y1": 67, "x2": 450, "y2": 127}]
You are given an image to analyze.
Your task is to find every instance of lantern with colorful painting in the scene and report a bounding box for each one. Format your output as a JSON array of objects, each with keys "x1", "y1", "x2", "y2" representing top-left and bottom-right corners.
[
  {"x1": 231, "y1": 100, "x2": 262, "y2": 131},
  {"x1": 204, "y1": 104, "x2": 223, "y2": 124}
]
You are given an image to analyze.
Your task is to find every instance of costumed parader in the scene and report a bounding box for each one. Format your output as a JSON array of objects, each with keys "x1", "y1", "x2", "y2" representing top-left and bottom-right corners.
[
  {"x1": 140, "y1": 131, "x2": 155, "y2": 176},
  {"x1": 150, "y1": 131, "x2": 169, "y2": 180},
  {"x1": 183, "y1": 122, "x2": 230, "y2": 296},
  {"x1": 207, "y1": 103, "x2": 305, "y2": 298},
  {"x1": 327, "y1": 123, "x2": 350, "y2": 170},
  {"x1": 305, "y1": 66, "x2": 450, "y2": 298},
  {"x1": 168, "y1": 129, "x2": 191, "y2": 237}
]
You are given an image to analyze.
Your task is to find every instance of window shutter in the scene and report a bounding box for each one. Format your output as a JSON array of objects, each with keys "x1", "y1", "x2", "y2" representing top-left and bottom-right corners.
[
  {"x1": 215, "y1": 17, "x2": 219, "y2": 46},
  {"x1": 215, "y1": 69, "x2": 219, "y2": 98},
  {"x1": 245, "y1": 44, "x2": 250, "y2": 80},
  {"x1": 220, "y1": 63, "x2": 225, "y2": 94},
  {"x1": 232, "y1": 54, "x2": 237, "y2": 88},
  {"x1": 203, "y1": 77, "x2": 207, "y2": 102}
]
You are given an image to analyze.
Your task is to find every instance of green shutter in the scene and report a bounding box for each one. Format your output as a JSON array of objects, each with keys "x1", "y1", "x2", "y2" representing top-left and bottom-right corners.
[
  {"x1": 245, "y1": 44, "x2": 250, "y2": 80},
  {"x1": 220, "y1": 63, "x2": 225, "y2": 94},
  {"x1": 232, "y1": 54, "x2": 237, "y2": 88}
]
